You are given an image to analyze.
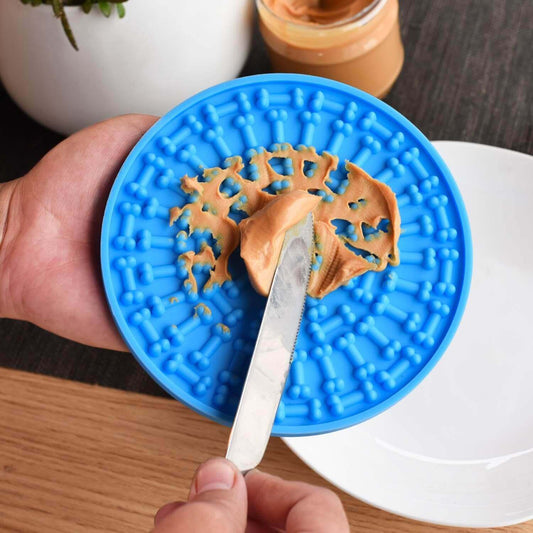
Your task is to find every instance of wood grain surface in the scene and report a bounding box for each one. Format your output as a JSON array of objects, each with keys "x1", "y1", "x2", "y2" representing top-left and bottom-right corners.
[{"x1": 0, "y1": 367, "x2": 531, "y2": 533}]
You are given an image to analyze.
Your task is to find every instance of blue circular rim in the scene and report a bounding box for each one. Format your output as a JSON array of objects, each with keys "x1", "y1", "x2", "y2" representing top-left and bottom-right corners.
[{"x1": 101, "y1": 73, "x2": 473, "y2": 436}]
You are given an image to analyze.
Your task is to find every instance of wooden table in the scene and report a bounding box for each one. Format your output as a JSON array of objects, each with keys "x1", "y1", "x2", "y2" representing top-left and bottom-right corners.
[
  {"x1": 1, "y1": 367, "x2": 531, "y2": 533},
  {"x1": 1, "y1": 1, "x2": 532, "y2": 531}
]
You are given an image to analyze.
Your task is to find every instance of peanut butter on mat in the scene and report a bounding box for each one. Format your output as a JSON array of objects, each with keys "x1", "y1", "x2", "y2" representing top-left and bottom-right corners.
[
  {"x1": 240, "y1": 190, "x2": 322, "y2": 296},
  {"x1": 170, "y1": 144, "x2": 400, "y2": 299}
]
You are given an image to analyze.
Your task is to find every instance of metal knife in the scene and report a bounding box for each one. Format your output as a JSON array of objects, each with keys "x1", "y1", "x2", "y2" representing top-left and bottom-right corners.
[{"x1": 226, "y1": 213, "x2": 314, "y2": 473}]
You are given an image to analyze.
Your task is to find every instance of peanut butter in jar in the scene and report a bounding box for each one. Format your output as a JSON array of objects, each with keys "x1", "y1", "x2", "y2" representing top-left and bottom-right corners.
[{"x1": 257, "y1": 0, "x2": 404, "y2": 98}]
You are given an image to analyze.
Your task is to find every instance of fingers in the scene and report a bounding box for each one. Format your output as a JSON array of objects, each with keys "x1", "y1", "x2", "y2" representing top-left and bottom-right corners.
[
  {"x1": 245, "y1": 469, "x2": 350, "y2": 533},
  {"x1": 244, "y1": 520, "x2": 279, "y2": 533},
  {"x1": 152, "y1": 458, "x2": 247, "y2": 533},
  {"x1": 153, "y1": 502, "x2": 185, "y2": 524},
  {"x1": 0, "y1": 179, "x2": 20, "y2": 319},
  {"x1": 152, "y1": 462, "x2": 349, "y2": 533},
  {"x1": 7, "y1": 113, "x2": 158, "y2": 351}
]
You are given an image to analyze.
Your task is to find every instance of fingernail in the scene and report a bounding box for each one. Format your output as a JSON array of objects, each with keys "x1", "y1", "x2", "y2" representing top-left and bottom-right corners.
[{"x1": 192, "y1": 459, "x2": 236, "y2": 496}]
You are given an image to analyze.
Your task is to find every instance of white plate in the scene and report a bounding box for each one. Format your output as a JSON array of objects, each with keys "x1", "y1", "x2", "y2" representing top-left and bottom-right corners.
[{"x1": 283, "y1": 142, "x2": 533, "y2": 528}]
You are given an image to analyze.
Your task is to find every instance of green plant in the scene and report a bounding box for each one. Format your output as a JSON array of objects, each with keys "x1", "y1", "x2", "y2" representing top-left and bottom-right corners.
[{"x1": 19, "y1": 0, "x2": 128, "y2": 51}]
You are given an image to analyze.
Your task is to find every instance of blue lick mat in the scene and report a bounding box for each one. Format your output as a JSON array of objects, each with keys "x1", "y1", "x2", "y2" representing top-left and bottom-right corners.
[{"x1": 101, "y1": 74, "x2": 472, "y2": 436}]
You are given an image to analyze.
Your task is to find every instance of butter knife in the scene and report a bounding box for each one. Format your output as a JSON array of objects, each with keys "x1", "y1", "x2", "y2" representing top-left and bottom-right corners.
[{"x1": 226, "y1": 213, "x2": 314, "y2": 473}]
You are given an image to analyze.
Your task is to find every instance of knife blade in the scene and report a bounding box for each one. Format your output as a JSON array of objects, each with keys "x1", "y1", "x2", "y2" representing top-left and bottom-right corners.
[{"x1": 226, "y1": 212, "x2": 314, "y2": 473}]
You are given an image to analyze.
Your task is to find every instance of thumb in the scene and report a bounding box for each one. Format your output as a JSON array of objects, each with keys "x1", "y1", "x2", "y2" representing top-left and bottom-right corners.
[{"x1": 152, "y1": 458, "x2": 247, "y2": 533}]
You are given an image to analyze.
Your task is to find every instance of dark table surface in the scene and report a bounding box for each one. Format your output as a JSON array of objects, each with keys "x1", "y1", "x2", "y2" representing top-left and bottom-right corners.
[{"x1": 1, "y1": 0, "x2": 532, "y2": 398}]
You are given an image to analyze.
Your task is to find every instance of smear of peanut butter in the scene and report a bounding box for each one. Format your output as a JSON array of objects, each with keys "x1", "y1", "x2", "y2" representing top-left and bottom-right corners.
[
  {"x1": 263, "y1": 0, "x2": 374, "y2": 25},
  {"x1": 179, "y1": 245, "x2": 216, "y2": 294},
  {"x1": 170, "y1": 144, "x2": 400, "y2": 299},
  {"x1": 240, "y1": 190, "x2": 322, "y2": 295},
  {"x1": 311, "y1": 162, "x2": 400, "y2": 297},
  {"x1": 170, "y1": 160, "x2": 244, "y2": 290}
]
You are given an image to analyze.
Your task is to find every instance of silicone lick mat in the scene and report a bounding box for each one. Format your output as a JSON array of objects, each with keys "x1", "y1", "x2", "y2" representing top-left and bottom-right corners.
[{"x1": 101, "y1": 74, "x2": 472, "y2": 436}]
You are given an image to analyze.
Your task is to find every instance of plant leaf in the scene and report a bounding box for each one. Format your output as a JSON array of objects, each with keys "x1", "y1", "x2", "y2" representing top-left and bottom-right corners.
[
  {"x1": 98, "y1": 1, "x2": 112, "y2": 17},
  {"x1": 116, "y1": 2, "x2": 125, "y2": 18},
  {"x1": 52, "y1": 0, "x2": 62, "y2": 17},
  {"x1": 57, "y1": 4, "x2": 79, "y2": 50},
  {"x1": 30, "y1": 0, "x2": 42, "y2": 6},
  {"x1": 61, "y1": 16, "x2": 79, "y2": 49},
  {"x1": 81, "y1": 0, "x2": 92, "y2": 14}
]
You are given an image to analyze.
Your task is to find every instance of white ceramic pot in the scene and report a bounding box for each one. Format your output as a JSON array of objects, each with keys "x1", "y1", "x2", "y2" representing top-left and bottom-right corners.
[{"x1": 0, "y1": 0, "x2": 253, "y2": 135}]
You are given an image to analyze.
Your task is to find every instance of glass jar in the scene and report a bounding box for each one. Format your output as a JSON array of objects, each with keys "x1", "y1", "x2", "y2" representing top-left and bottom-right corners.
[{"x1": 257, "y1": 0, "x2": 404, "y2": 98}]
